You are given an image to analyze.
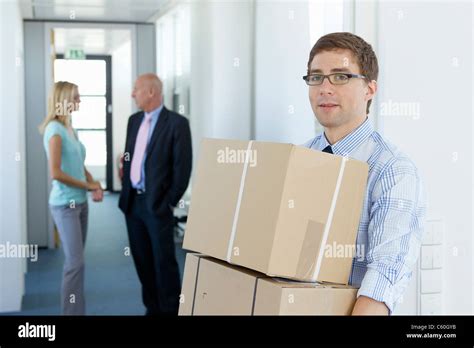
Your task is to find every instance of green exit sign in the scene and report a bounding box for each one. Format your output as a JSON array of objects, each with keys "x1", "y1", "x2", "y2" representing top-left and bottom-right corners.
[{"x1": 65, "y1": 49, "x2": 85, "y2": 60}]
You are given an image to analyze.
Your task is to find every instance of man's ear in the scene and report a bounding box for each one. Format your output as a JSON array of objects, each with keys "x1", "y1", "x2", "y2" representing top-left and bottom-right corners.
[
  {"x1": 148, "y1": 87, "x2": 155, "y2": 97},
  {"x1": 365, "y1": 80, "x2": 377, "y2": 102}
]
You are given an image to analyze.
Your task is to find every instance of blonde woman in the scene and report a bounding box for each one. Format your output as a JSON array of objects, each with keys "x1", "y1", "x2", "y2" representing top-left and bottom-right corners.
[{"x1": 39, "y1": 81, "x2": 103, "y2": 315}]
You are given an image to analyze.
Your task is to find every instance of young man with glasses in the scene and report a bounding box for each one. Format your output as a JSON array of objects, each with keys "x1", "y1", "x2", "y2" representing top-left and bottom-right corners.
[{"x1": 302, "y1": 32, "x2": 426, "y2": 315}]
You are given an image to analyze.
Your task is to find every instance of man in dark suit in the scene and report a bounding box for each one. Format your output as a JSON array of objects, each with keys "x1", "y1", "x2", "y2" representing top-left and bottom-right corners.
[{"x1": 119, "y1": 73, "x2": 192, "y2": 315}]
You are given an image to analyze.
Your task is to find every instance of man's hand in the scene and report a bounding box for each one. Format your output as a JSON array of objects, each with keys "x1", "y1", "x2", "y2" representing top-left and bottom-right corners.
[
  {"x1": 351, "y1": 295, "x2": 389, "y2": 315},
  {"x1": 92, "y1": 187, "x2": 104, "y2": 202}
]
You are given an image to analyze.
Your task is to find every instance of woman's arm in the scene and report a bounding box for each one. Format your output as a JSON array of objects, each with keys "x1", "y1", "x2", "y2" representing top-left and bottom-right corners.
[
  {"x1": 49, "y1": 135, "x2": 100, "y2": 191},
  {"x1": 85, "y1": 168, "x2": 104, "y2": 202},
  {"x1": 84, "y1": 168, "x2": 94, "y2": 184}
]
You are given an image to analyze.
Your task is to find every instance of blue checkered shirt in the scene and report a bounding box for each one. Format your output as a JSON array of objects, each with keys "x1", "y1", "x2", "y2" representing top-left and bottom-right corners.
[{"x1": 303, "y1": 117, "x2": 426, "y2": 313}]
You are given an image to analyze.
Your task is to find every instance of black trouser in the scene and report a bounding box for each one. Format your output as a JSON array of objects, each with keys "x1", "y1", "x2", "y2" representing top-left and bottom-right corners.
[{"x1": 125, "y1": 191, "x2": 180, "y2": 315}]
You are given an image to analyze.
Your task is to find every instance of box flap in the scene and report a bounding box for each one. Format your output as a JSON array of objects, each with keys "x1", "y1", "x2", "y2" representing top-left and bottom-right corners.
[
  {"x1": 268, "y1": 146, "x2": 342, "y2": 280},
  {"x1": 318, "y1": 158, "x2": 369, "y2": 284},
  {"x1": 178, "y1": 253, "x2": 205, "y2": 315},
  {"x1": 231, "y1": 141, "x2": 293, "y2": 272},
  {"x1": 183, "y1": 138, "x2": 249, "y2": 260},
  {"x1": 254, "y1": 278, "x2": 357, "y2": 315},
  {"x1": 278, "y1": 287, "x2": 357, "y2": 315},
  {"x1": 193, "y1": 257, "x2": 263, "y2": 315}
]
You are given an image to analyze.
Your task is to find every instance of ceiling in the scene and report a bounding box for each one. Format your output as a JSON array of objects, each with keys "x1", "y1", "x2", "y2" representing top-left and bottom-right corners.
[
  {"x1": 20, "y1": 0, "x2": 170, "y2": 23},
  {"x1": 54, "y1": 28, "x2": 131, "y2": 55}
]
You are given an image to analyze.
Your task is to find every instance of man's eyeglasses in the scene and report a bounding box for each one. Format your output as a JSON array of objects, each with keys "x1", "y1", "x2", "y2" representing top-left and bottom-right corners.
[{"x1": 302, "y1": 73, "x2": 368, "y2": 86}]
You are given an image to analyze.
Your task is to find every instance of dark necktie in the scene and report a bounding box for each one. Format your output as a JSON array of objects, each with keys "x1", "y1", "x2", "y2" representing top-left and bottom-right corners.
[{"x1": 322, "y1": 145, "x2": 333, "y2": 154}]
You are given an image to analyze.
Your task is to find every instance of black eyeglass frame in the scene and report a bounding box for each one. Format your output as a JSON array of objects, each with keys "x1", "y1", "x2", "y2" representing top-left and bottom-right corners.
[{"x1": 302, "y1": 72, "x2": 369, "y2": 86}]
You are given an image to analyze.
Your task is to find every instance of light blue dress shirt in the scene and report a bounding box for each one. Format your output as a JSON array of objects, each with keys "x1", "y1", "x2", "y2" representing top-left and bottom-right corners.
[
  {"x1": 303, "y1": 117, "x2": 426, "y2": 314},
  {"x1": 132, "y1": 104, "x2": 163, "y2": 191}
]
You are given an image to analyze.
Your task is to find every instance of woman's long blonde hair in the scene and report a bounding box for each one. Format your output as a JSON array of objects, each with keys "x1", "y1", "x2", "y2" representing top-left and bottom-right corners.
[{"x1": 38, "y1": 81, "x2": 78, "y2": 134}]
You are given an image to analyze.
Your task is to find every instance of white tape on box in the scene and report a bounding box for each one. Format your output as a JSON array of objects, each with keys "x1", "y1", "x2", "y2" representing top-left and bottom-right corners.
[
  {"x1": 226, "y1": 140, "x2": 254, "y2": 263},
  {"x1": 311, "y1": 155, "x2": 348, "y2": 281}
]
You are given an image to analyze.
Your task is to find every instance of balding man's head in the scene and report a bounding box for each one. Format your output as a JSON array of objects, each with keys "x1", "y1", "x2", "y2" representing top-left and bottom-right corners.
[
  {"x1": 132, "y1": 73, "x2": 163, "y2": 112},
  {"x1": 138, "y1": 73, "x2": 163, "y2": 94}
]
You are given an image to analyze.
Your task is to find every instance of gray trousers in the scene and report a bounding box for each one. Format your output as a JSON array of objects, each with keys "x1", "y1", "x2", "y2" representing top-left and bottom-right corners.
[{"x1": 50, "y1": 201, "x2": 88, "y2": 315}]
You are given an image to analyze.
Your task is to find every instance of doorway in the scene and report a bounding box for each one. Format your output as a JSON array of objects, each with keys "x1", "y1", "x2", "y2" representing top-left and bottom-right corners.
[{"x1": 54, "y1": 55, "x2": 113, "y2": 190}]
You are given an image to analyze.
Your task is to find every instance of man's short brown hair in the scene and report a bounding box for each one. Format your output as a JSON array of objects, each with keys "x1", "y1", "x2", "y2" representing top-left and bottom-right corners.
[{"x1": 307, "y1": 32, "x2": 378, "y2": 114}]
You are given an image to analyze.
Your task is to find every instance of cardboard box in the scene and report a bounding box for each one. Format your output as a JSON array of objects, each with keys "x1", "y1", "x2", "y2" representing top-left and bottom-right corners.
[
  {"x1": 183, "y1": 138, "x2": 368, "y2": 284},
  {"x1": 179, "y1": 253, "x2": 358, "y2": 315}
]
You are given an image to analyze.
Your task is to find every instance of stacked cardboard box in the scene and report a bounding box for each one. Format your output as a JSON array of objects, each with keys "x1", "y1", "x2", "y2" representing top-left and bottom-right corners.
[
  {"x1": 179, "y1": 253, "x2": 358, "y2": 315},
  {"x1": 180, "y1": 138, "x2": 368, "y2": 315}
]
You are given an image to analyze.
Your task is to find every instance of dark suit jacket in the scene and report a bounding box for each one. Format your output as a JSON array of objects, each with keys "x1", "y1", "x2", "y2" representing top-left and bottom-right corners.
[{"x1": 119, "y1": 106, "x2": 192, "y2": 217}]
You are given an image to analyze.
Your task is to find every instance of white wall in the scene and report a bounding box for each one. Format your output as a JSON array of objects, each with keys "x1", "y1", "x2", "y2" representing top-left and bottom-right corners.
[
  {"x1": 254, "y1": 1, "x2": 317, "y2": 144},
  {"x1": 188, "y1": 1, "x2": 346, "y2": 161},
  {"x1": 189, "y1": 1, "x2": 253, "y2": 168},
  {"x1": 111, "y1": 40, "x2": 132, "y2": 191},
  {"x1": 377, "y1": 1, "x2": 473, "y2": 314},
  {"x1": 210, "y1": 2, "x2": 253, "y2": 141},
  {"x1": 0, "y1": 0, "x2": 27, "y2": 312},
  {"x1": 189, "y1": 2, "x2": 215, "y2": 166}
]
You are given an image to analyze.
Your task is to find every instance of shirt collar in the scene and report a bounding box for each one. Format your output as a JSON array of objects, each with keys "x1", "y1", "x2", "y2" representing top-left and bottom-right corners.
[
  {"x1": 323, "y1": 117, "x2": 374, "y2": 156},
  {"x1": 144, "y1": 104, "x2": 164, "y2": 121}
]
